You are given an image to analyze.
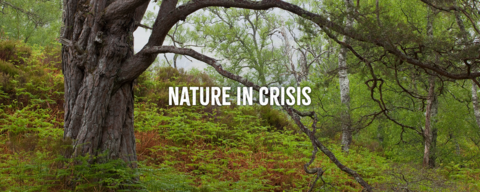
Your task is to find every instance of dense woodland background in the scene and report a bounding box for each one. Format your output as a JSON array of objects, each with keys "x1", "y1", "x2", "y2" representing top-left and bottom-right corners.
[{"x1": 1, "y1": 0, "x2": 480, "y2": 191}]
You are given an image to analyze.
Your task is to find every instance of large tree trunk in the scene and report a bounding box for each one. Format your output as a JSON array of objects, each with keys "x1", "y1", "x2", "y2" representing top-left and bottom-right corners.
[
  {"x1": 61, "y1": 0, "x2": 148, "y2": 165},
  {"x1": 339, "y1": 0, "x2": 354, "y2": 153}
]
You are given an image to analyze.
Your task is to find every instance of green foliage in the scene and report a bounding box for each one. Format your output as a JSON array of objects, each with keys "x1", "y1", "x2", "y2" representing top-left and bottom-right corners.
[
  {"x1": 0, "y1": 0, "x2": 62, "y2": 45},
  {"x1": 0, "y1": 39, "x2": 63, "y2": 107},
  {"x1": 57, "y1": 154, "x2": 142, "y2": 191},
  {"x1": 164, "y1": 8, "x2": 290, "y2": 87},
  {"x1": 135, "y1": 66, "x2": 216, "y2": 108},
  {"x1": 2, "y1": 0, "x2": 480, "y2": 187},
  {"x1": 0, "y1": 59, "x2": 20, "y2": 77},
  {"x1": 139, "y1": 164, "x2": 198, "y2": 192}
]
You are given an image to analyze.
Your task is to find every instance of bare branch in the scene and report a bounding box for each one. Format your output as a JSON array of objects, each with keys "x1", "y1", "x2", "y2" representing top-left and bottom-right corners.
[
  {"x1": 136, "y1": 22, "x2": 153, "y2": 30},
  {"x1": 120, "y1": 0, "x2": 480, "y2": 94},
  {"x1": 135, "y1": 45, "x2": 374, "y2": 191}
]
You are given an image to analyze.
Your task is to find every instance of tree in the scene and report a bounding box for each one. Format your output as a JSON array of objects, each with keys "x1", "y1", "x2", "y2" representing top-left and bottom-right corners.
[
  {"x1": 279, "y1": 18, "x2": 323, "y2": 86},
  {"x1": 423, "y1": 5, "x2": 439, "y2": 168},
  {"x1": 193, "y1": 8, "x2": 287, "y2": 86},
  {"x1": 0, "y1": 0, "x2": 62, "y2": 45},
  {"x1": 60, "y1": 0, "x2": 377, "y2": 189},
  {"x1": 338, "y1": 0, "x2": 354, "y2": 153},
  {"x1": 424, "y1": 76, "x2": 438, "y2": 167},
  {"x1": 315, "y1": 0, "x2": 479, "y2": 167},
  {"x1": 60, "y1": 0, "x2": 479, "y2": 190}
]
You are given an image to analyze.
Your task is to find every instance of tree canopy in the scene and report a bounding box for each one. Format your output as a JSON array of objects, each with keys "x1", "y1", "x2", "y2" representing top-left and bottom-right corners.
[{"x1": 1, "y1": 0, "x2": 480, "y2": 191}]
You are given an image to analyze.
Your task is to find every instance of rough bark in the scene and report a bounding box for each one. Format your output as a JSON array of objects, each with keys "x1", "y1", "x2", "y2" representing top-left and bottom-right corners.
[
  {"x1": 59, "y1": 0, "x2": 384, "y2": 182},
  {"x1": 58, "y1": 0, "x2": 477, "y2": 188},
  {"x1": 339, "y1": 0, "x2": 354, "y2": 153},
  {"x1": 61, "y1": 0, "x2": 149, "y2": 165}
]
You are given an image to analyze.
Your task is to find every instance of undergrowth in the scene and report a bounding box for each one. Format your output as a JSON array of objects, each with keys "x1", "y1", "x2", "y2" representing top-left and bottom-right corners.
[{"x1": 0, "y1": 39, "x2": 479, "y2": 191}]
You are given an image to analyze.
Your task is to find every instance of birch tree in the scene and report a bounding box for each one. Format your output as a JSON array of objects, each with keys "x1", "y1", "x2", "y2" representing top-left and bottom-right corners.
[
  {"x1": 339, "y1": 0, "x2": 354, "y2": 153},
  {"x1": 59, "y1": 0, "x2": 479, "y2": 189}
]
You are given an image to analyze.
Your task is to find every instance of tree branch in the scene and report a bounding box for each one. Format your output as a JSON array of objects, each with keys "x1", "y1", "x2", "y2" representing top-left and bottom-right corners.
[
  {"x1": 419, "y1": 0, "x2": 460, "y2": 12},
  {"x1": 0, "y1": 1, "x2": 46, "y2": 25},
  {"x1": 133, "y1": 0, "x2": 150, "y2": 31},
  {"x1": 131, "y1": 45, "x2": 374, "y2": 191},
  {"x1": 119, "y1": 0, "x2": 479, "y2": 97},
  {"x1": 103, "y1": 0, "x2": 150, "y2": 21},
  {"x1": 136, "y1": 22, "x2": 153, "y2": 30}
]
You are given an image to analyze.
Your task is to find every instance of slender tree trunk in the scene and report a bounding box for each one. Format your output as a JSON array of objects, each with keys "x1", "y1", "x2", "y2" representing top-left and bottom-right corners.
[
  {"x1": 423, "y1": 77, "x2": 438, "y2": 168},
  {"x1": 463, "y1": 12, "x2": 480, "y2": 129},
  {"x1": 472, "y1": 82, "x2": 480, "y2": 128},
  {"x1": 280, "y1": 25, "x2": 301, "y2": 86},
  {"x1": 377, "y1": 124, "x2": 383, "y2": 143},
  {"x1": 339, "y1": 0, "x2": 354, "y2": 153},
  {"x1": 454, "y1": 7, "x2": 470, "y2": 155},
  {"x1": 300, "y1": 52, "x2": 309, "y2": 82},
  {"x1": 423, "y1": 6, "x2": 438, "y2": 168},
  {"x1": 452, "y1": 1, "x2": 480, "y2": 130},
  {"x1": 430, "y1": 126, "x2": 438, "y2": 167},
  {"x1": 61, "y1": 0, "x2": 148, "y2": 165}
]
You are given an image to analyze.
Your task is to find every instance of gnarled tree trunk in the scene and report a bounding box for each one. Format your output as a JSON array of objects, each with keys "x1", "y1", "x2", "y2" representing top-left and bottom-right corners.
[{"x1": 61, "y1": 0, "x2": 149, "y2": 165}]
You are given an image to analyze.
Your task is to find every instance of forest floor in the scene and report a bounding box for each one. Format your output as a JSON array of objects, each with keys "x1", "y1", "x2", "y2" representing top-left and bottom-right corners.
[{"x1": 1, "y1": 39, "x2": 479, "y2": 191}]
